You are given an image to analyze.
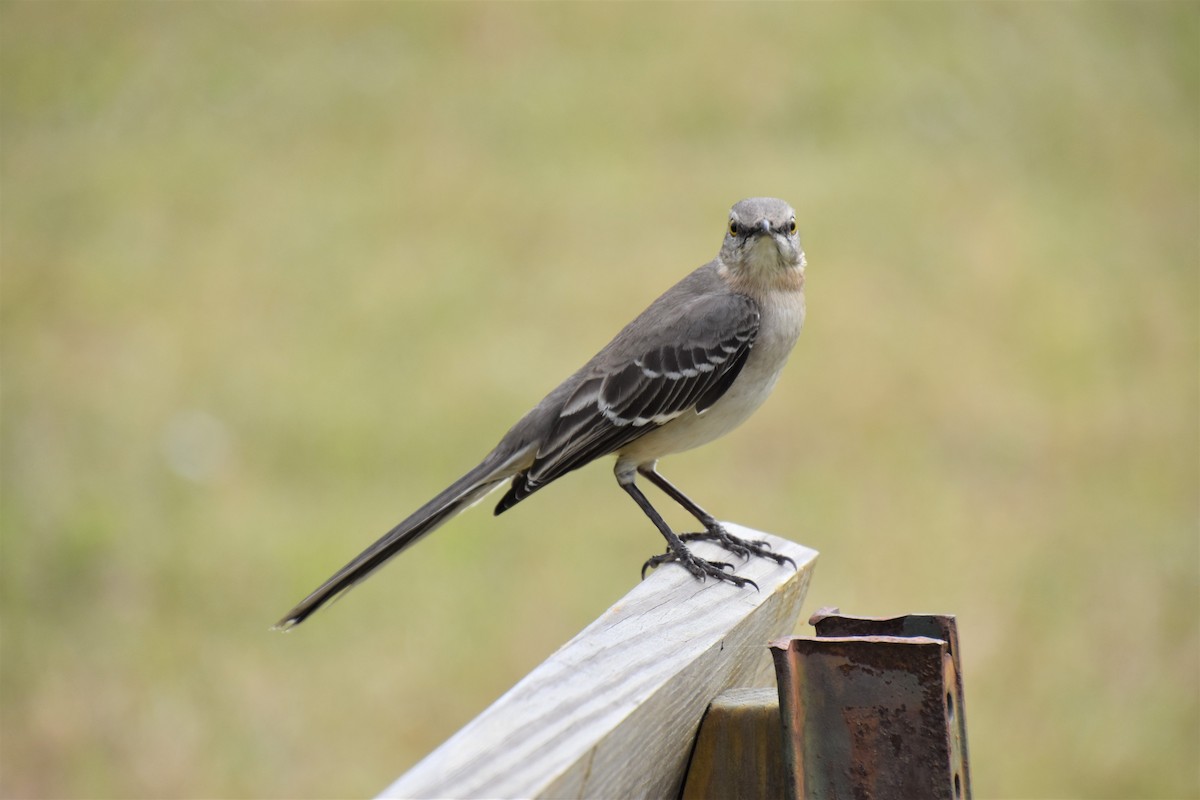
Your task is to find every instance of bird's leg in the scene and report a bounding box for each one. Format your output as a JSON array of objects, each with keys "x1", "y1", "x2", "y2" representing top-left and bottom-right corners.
[
  {"x1": 617, "y1": 474, "x2": 756, "y2": 589},
  {"x1": 636, "y1": 464, "x2": 796, "y2": 569}
]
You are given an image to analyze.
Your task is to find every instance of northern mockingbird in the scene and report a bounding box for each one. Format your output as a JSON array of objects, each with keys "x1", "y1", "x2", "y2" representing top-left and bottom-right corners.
[{"x1": 276, "y1": 197, "x2": 806, "y2": 629}]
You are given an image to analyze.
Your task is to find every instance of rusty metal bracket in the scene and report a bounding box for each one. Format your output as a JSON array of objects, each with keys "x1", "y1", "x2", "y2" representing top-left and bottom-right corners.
[{"x1": 770, "y1": 609, "x2": 971, "y2": 800}]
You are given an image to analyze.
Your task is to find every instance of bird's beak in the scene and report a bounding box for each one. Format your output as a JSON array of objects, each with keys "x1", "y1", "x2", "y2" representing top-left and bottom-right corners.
[{"x1": 756, "y1": 219, "x2": 771, "y2": 235}]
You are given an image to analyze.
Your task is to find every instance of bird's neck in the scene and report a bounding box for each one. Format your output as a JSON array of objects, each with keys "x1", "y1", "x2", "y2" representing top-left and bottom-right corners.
[{"x1": 718, "y1": 258, "x2": 805, "y2": 300}]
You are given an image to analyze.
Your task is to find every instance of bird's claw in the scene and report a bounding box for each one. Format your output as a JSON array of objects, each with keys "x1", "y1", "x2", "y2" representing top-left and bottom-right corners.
[
  {"x1": 641, "y1": 547, "x2": 758, "y2": 590},
  {"x1": 640, "y1": 523, "x2": 796, "y2": 588},
  {"x1": 679, "y1": 526, "x2": 796, "y2": 569}
]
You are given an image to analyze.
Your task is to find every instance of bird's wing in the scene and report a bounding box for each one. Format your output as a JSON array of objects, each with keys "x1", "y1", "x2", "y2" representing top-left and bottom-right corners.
[{"x1": 494, "y1": 291, "x2": 759, "y2": 513}]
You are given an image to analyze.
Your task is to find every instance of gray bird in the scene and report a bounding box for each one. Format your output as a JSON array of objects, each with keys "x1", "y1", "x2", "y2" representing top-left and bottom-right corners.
[{"x1": 276, "y1": 197, "x2": 806, "y2": 629}]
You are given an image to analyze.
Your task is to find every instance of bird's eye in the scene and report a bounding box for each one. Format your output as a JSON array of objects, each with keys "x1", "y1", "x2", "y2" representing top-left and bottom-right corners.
[
  {"x1": 728, "y1": 220, "x2": 740, "y2": 236},
  {"x1": 787, "y1": 219, "x2": 797, "y2": 234}
]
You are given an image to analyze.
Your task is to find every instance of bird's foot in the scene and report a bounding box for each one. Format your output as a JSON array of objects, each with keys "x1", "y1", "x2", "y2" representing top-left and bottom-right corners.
[
  {"x1": 679, "y1": 525, "x2": 797, "y2": 569},
  {"x1": 641, "y1": 544, "x2": 758, "y2": 590}
]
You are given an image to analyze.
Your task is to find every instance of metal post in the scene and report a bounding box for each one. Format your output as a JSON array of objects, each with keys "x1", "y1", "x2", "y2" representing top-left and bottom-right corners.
[{"x1": 770, "y1": 610, "x2": 971, "y2": 800}]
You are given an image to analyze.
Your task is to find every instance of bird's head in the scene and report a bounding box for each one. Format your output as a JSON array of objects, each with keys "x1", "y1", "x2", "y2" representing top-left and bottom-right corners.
[{"x1": 718, "y1": 198, "x2": 806, "y2": 284}]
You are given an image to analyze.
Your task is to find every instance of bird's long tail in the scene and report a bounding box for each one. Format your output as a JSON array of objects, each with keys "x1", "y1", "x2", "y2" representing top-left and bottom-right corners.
[{"x1": 273, "y1": 451, "x2": 525, "y2": 629}]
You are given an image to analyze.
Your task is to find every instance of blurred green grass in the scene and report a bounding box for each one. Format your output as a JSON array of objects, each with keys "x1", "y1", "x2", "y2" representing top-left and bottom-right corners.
[{"x1": 1, "y1": 3, "x2": 1196, "y2": 798}]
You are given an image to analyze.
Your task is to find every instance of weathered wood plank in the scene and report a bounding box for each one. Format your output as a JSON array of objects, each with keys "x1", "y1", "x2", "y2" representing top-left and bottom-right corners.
[
  {"x1": 680, "y1": 687, "x2": 787, "y2": 800},
  {"x1": 380, "y1": 526, "x2": 817, "y2": 800}
]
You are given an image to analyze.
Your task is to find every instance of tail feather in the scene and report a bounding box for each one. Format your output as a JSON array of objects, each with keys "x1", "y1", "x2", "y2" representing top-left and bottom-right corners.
[{"x1": 274, "y1": 457, "x2": 516, "y2": 629}]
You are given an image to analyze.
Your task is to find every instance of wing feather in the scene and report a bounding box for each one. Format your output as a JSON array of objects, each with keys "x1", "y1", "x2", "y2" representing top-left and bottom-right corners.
[{"x1": 493, "y1": 291, "x2": 759, "y2": 514}]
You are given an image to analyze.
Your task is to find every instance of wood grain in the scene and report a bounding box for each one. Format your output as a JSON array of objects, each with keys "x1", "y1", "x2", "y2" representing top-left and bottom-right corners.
[
  {"x1": 380, "y1": 526, "x2": 817, "y2": 800},
  {"x1": 680, "y1": 687, "x2": 788, "y2": 799}
]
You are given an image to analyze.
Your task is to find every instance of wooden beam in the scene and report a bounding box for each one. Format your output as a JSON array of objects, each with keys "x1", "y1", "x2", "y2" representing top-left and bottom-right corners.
[
  {"x1": 680, "y1": 687, "x2": 788, "y2": 799},
  {"x1": 380, "y1": 526, "x2": 818, "y2": 800}
]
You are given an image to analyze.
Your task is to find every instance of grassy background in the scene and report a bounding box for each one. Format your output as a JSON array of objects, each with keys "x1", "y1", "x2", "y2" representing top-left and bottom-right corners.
[{"x1": 2, "y1": 3, "x2": 1196, "y2": 798}]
